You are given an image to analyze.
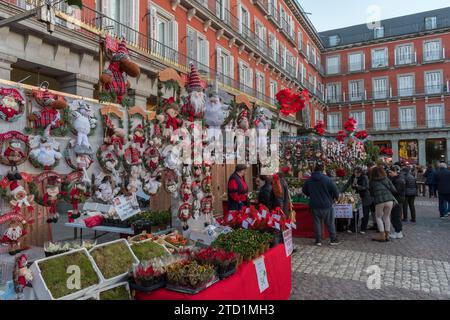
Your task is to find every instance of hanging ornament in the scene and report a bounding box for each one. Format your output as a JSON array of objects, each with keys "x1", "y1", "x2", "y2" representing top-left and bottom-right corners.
[
  {"x1": 94, "y1": 174, "x2": 121, "y2": 204},
  {"x1": 0, "y1": 131, "x2": 30, "y2": 168},
  {"x1": 8, "y1": 180, "x2": 34, "y2": 214},
  {"x1": 164, "y1": 169, "x2": 179, "y2": 194},
  {"x1": 28, "y1": 84, "x2": 68, "y2": 136},
  {"x1": 192, "y1": 164, "x2": 202, "y2": 179},
  {"x1": 178, "y1": 202, "x2": 192, "y2": 231},
  {"x1": 143, "y1": 142, "x2": 161, "y2": 173},
  {"x1": 0, "y1": 87, "x2": 25, "y2": 122},
  {"x1": 181, "y1": 62, "x2": 206, "y2": 122},
  {"x1": 123, "y1": 143, "x2": 143, "y2": 168},
  {"x1": 128, "y1": 106, "x2": 148, "y2": 150},
  {"x1": 29, "y1": 123, "x2": 62, "y2": 170},
  {"x1": 69, "y1": 100, "x2": 97, "y2": 154},
  {"x1": 13, "y1": 254, "x2": 33, "y2": 294},
  {"x1": 65, "y1": 171, "x2": 91, "y2": 222},
  {"x1": 142, "y1": 172, "x2": 162, "y2": 196},
  {"x1": 201, "y1": 175, "x2": 212, "y2": 194},
  {"x1": 180, "y1": 182, "x2": 192, "y2": 202},
  {"x1": 63, "y1": 140, "x2": 94, "y2": 184},
  {"x1": 0, "y1": 211, "x2": 30, "y2": 255}
]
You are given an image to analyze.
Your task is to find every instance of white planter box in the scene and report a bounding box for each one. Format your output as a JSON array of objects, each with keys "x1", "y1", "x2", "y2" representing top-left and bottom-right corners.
[
  {"x1": 89, "y1": 239, "x2": 139, "y2": 289},
  {"x1": 98, "y1": 281, "x2": 131, "y2": 300},
  {"x1": 30, "y1": 248, "x2": 102, "y2": 300},
  {"x1": 130, "y1": 238, "x2": 172, "y2": 262}
]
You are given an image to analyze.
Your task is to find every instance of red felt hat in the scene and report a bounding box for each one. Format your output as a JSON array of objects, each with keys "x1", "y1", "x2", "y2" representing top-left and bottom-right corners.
[
  {"x1": 10, "y1": 180, "x2": 24, "y2": 195},
  {"x1": 188, "y1": 63, "x2": 202, "y2": 92}
]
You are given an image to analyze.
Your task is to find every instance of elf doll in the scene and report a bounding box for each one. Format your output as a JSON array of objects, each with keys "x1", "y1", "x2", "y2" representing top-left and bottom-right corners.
[
  {"x1": 70, "y1": 183, "x2": 89, "y2": 221},
  {"x1": 178, "y1": 203, "x2": 192, "y2": 231},
  {"x1": 132, "y1": 124, "x2": 145, "y2": 149},
  {"x1": 43, "y1": 176, "x2": 65, "y2": 223}
]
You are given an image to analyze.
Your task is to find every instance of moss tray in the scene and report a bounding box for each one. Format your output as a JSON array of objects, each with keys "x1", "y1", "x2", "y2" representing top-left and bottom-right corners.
[
  {"x1": 90, "y1": 241, "x2": 135, "y2": 280},
  {"x1": 131, "y1": 241, "x2": 169, "y2": 262}
]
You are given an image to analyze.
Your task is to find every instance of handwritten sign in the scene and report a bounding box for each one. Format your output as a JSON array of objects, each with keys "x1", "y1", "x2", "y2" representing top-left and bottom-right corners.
[
  {"x1": 113, "y1": 194, "x2": 141, "y2": 221},
  {"x1": 333, "y1": 204, "x2": 353, "y2": 219},
  {"x1": 283, "y1": 229, "x2": 293, "y2": 257},
  {"x1": 253, "y1": 256, "x2": 269, "y2": 293}
]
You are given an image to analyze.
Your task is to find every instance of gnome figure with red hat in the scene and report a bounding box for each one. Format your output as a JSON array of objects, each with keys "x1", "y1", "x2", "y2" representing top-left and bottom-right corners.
[
  {"x1": 182, "y1": 63, "x2": 206, "y2": 122},
  {"x1": 100, "y1": 37, "x2": 141, "y2": 105},
  {"x1": 9, "y1": 180, "x2": 34, "y2": 213}
]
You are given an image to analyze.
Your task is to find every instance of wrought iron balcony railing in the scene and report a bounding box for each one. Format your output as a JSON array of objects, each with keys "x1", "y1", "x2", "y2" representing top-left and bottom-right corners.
[{"x1": 327, "y1": 120, "x2": 449, "y2": 134}]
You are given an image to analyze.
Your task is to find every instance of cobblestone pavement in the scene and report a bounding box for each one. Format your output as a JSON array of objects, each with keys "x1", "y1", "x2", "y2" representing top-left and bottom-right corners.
[{"x1": 291, "y1": 197, "x2": 450, "y2": 300}]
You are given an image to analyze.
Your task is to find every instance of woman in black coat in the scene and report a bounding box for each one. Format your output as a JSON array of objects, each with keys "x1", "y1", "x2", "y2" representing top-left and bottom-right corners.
[{"x1": 256, "y1": 176, "x2": 279, "y2": 210}]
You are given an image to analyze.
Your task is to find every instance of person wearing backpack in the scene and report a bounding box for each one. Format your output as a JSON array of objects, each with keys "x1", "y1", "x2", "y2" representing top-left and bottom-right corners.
[
  {"x1": 369, "y1": 166, "x2": 397, "y2": 242},
  {"x1": 402, "y1": 167, "x2": 417, "y2": 223}
]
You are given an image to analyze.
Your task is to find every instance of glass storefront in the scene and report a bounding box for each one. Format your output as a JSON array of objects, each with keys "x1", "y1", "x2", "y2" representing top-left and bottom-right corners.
[
  {"x1": 399, "y1": 140, "x2": 418, "y2": 164},
  {"x1": 426, "y1": 139, "x2": 446, "y2": 165}
]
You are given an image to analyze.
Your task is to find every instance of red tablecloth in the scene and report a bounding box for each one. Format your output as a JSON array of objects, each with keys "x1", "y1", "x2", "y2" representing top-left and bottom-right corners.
[
  {"x1": 134, "y1": 244, "x2": 292, "y2": 300},
  {"x1": 292, "y1": 203, "x2": 330, "y2": 239}
]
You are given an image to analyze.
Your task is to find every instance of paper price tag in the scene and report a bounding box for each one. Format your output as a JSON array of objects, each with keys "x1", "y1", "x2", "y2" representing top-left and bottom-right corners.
[{"x1": 253, "y1": 256, "x2": 269, "y2": 293}]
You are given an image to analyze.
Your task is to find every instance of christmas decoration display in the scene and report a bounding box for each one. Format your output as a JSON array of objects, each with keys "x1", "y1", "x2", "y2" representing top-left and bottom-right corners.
[
  {"x1": 314, "y1": 121, "x2": 326, "y2": 136},
  {"x1": 29, "y1": 123, "x2": 63, "y2": 170},
  {"x1": 204, "y1": 82, "x2": 227, "y2": 141},
  {"x1": 94, "y1": 174, "x2": 121, "y2": 204},
  {"x1": 380, "y1": 146, "x2": 394, "y2": 156},
  {"x1": 0, "y1": 131, "x2": 29, "y2": 168},
  {"x1": 65, "y1": 171, "x2": 91, "y2": 222},
  {"x1": 0, "y1": 87, "x2": 25, "y2": 122},
  {"x1": 178, "y1": 202, "x2": 192, "y2": 231},
  {"x1": 13, "y1": 254, "x2": 33, "y2": 293},
  {"x1": 0, "y1": 211, "x2": 30, "y2": 255},
  {"x1": 8, "y1": 180, "x2": 34, "y2": 213},
  {"x1": 181, "y1": 63, "x2": 206, "y2": 122},
  {"x1": 28, "y1": 84, "x2": 68, "y2": 136},
  {"x1": 69, "y1": 99, "x2": 97, "y2": 152},
  {"x1": 100, "y1": 36, "x2": 141, "y2": 106}
]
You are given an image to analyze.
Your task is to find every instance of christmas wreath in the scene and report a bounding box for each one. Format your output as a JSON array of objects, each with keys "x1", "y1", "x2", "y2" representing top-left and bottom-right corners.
[{"x1": 0, "y1": 87, "x2": 25, "y2": 122}]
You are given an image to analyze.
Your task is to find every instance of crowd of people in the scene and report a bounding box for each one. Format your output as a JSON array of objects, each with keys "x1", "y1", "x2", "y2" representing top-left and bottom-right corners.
[{"x1": 226, "y1": 160, "x2": 450, "y2": 247}]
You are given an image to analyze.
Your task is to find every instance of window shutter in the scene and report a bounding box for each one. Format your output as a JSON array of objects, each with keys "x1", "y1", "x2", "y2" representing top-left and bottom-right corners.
[
  {"x1": 168, "y1": 20, "x2": 178, "y2": 51},
  {"x1": 238, "y1": 61, "x2": 244, "y2": 84},
  {"x1": 228, "y1": 55, "x2": 234, "y2": 79},
  {"x1": 216, "y1": 47, "x2": 222, "y2": 74},
  {"x1": 249, "y1": 68, "x2": 254, "y2": 89},
  {"x1": 187, "y1": 29, "x2": 197, "y2": 61},
  {"x1": 204, "y1": 40, "x2": 209, "y2": 68},
  {"x1": 238, "y1": 2, "x2": 242, "y2": 34},
  {"x1": 149, "y1": 7, "x2": 157, "y2": 40}
]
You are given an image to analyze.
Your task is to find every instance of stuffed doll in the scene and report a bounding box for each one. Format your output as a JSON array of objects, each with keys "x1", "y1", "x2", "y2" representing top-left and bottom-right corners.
[
  {"x1": 43, "y1": 176, "x2": 66, "y2": 223},
  {"x1": 178, "y1": 202, "x2": 192, "y2": 231},
  {"x1": 70, "y1": 100, "x2": 96, "y2": 155},
  {"x1": 13, "y1": 254, "x2": 33, "y2": 293},
  {"x1": 9, "y1": 180, "x2": 34, "y2": 213},
  {"x1": 182, "y1": 63, "x2": 206, "y2": 122},
  {"x1": 1, "y1": 219, "x2": 27, "y2": 255}
]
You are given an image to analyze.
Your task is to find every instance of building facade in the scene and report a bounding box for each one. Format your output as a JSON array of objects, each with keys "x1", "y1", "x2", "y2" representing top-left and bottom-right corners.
[
  {"x1": 0, "y1": 1, "x2": 449, "y2": 163},
  {"x1": 320, "y1": 8, "x2": 450, "y2": 165}
]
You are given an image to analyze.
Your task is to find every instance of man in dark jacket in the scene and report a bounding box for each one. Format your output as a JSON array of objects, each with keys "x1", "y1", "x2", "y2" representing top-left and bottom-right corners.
[
  {"x1": 341, "y1": 167, "x2": 372, "y2": 234},
  {"x1": 424, "y1": 165, "x2": 436, "y2": 198},
  {"x1": 302, "y1": 162, "x2": 340, "y2": 246},
  {"x1": 433, "y1": 162, "x2": 450, "y2": 218},
  {"x1": 256, "y1": 176, "x2": 278, "y2": 210},
  {"x1": 402, "y1": 167, "x2": 417, "y2": 222},
  {"x1": 388, "y1": 166, "x2": 405, "y2": 239}
]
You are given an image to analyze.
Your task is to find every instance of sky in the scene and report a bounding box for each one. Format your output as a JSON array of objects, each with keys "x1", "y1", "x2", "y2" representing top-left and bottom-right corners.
[{"x1": 297, "y1": 0, "x2": 450, "y2": 32}]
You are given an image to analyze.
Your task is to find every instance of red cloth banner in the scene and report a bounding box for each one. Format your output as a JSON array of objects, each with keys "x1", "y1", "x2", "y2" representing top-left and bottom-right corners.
[{"x1": 134, "y1": 244, "x2": 292, "y2": 300}]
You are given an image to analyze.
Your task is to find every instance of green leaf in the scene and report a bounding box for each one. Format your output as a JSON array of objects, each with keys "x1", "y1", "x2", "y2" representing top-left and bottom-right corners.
[{"x1": 66, "y1": 0, "x2": 83, "y2": 9}]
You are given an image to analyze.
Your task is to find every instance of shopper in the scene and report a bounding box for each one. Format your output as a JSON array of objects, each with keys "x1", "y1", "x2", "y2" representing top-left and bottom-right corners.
[
  {"x1": 416, "y1": 166, "x2": 426, "y2": 197},
  {"x1": 341, "y1": 167, "x2": 373, "y2": 234},
  {"x1": 433, "y1": 162, "x2": 450, "y2": 218},
  {"x1": 255, "y1": 175, "x2": 278, "y2": 210},
  {"x1": 369, "y1": 166, "x2": 397, "y2": 242},
  {"x1": 302, "y1": 162, "x2": 340, "y2": 246},
  {"x1": 402, "y1": 167, "x2": 417, "y2": 223},
  {"x1": 424, "y1": 164, "x2": 436, "y2": 198},
  {"x1": 388, "y1": 166, "x2": 405, "y2": 239},
  {"x1": 227, "y1": 164, "x2": 249, "y2": 211}
]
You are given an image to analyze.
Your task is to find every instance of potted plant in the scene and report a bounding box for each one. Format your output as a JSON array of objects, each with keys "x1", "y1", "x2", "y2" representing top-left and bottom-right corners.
[
  {"x1": 130, "y1": 239, "x2": 170, "y2": 262},
  {"x1": 130, "y1": 261, "x2": 166, "y2": 292},
  {"x1": 166, "y1": 260, "x2": 216, "y2": 294},
  {"x1": 30, "y1": 248, "x2": 101, "y2": 300},
  {"x1": 193, "y1": 247, "x2": 238, "y2": 280},
  {"x1": 89, "y1": 239, "x2": 138, "y2": 286},
  {"x1": 98, "y1": 282, "x2": 131, "y2": 300}
]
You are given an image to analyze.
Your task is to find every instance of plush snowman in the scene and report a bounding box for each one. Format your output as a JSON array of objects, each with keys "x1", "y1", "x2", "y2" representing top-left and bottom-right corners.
[{"x1": 70, "y1": 101, "x2": 96, "y2": 154}]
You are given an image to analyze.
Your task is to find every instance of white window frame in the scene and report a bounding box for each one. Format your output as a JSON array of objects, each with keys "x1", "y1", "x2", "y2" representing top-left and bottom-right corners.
[
  {"x1": 348, "y1": 79, "x2": 364, "y2": 102},
  {"x1": 216, "y1": 45, "x2": 234, "y2": 85},
  {"x1": 424, "y1": 70, "x2": 443, "y2": 94},
  {"x1": 399, "y1": 106, "x2": 417, "y2": 130},
  {"x1": 349, "y1": 111, "x2": 366, "y2": 130},
  {"x1": 348, "y1": 51, "x2": 364, "y2": 72},
  {"x1": 426, "y1": 104, "x2": 444, "y2": 128},
  {"x1": 149, "y1": 4, "x2": 178, "y2": 61},
  {"x1": 327, "y1": 113, "x2": 341, "y2": 133},
  {"x1": 326, "y1": 55, "x2": 340, "y2": 75},
  {"x1": 372, "y1": 77, "x2": 389, "y2": 100},
  {"x1": 374, "y1": 26, "x2": 384, "y2": 39},
  {"x1": 238, "y1": 60, "x2": 253, "y2": 93},
  {"x1": 329, "y1": 35, "x2": 340, "y2": 47},
  {"x1": 425, "y1": 16, "x2": 437, "y2": 30},
  {"x1": 269, "y1": 79, "x2": 278, "y2": 101},
  {"x1": 371, "y1": 47, "x2": 388, "y2": 68},
  {"x1": 239, "y1": 3, "x2": 251, "y2": 37},
  {"x1": 373, "y1": 108, "x2": 390, "y2": 131},
  {"x1": 397, "y1": 73, "x2": 415, "y2": 97},
  {"x1": 423, "y1": 39, "x2": 442, "y2": 62},
  {"x1": 395, "y1": 43, "x2": 415, "y2": 65},
  {"x1": 255, "y1": 71, "x2": 265, "y2": 100},
  {"x1": 326, "y1": 82, "x2": 341, "y2": 103}
]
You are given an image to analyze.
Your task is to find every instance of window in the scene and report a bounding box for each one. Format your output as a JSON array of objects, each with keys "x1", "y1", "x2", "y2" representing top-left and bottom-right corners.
[
  {"x1": 269, "y1": 80, "x2": 278, "y2": 101},
  {"x1": 350, "y1": 111, "x2": 366, "y2": 130},
  {"x1": 373, "y1": 77, "x2": 388, "y2": 99},
  {"x1": 268, "y1": 33, "x2": 278, "y2": 60},
  {"x1": 268, "y1": 0, "x2": 278, "y2": 17},
  {"x1": 424, "y1": 40, "x2": 442, "y2": 62},
  {"x1": 216, "y1": 47, "x2": 234, "y2": 86},
  {"x1": 239, "y1": 5, "x2": 250, "y2": 38},
  {"x1": 349, "y1": 80, "x2": 364, "y2": 101},
  {"x1": 374, "y1": 26, "x2": 384, "y2": 39},
  {"x1": 426, "y1": 105, "x2": 444, "y2": 128},
  {"x1": 329, "y1": 35, "x2": 340, "y2": 46},
  {"x1": 395, "y1": 44, "x2": 414, "y2": 65},
  {"x1": 299, "y1": 62, "x2": 306, "y2": 84},
  {"x1": 348, "y1": 52, "x2": 364, "y2": 72},
  {"x1": 326, "y1": 83, "x2": 341, "y2": 103},
  {"x1": 280, "y1": 44, "x2": 287, "y2": 68},
  {"x1": 374, "y1": 109, "x2": 389, "y2": 131},
  {"x1": 425, "y1": 71, "x2": 443, "y2": 94},
  {"x1": 256, "y1": 72, "x2": 265, "y2": 100},
  {"x1": 326, "y1": 56, "x2": 340, "y2": 75},
  {"x1": 372, "y1": 48, "x2": 388, "y2": 68},
  {"x1": 215, "y1": 0, "x2": 230, "y2": 23},
  {"x1": 298, "y1": 31, "x2": 303, "y2": 50},
  {"x1": 397, "y1": 74, "x2": 415, "y2": 97},
  {"x1": 307, "y1": 43, "x2": 311, "y2": 60},
  {"x1": 327, "y1": 113, "x2": 341, "y2": 133},
  {"x1": 399, "y1": 107, "x2": 416, "y2": 129},
  {"x1": 239, "y1": 61, "x2": 253, "y2": 94},
  {"x1": 101, "y1": 0, "x2": 139, "y2": 43},
  {"x1": 149, "y1": 5, "x2": 178, "y2": 62},
  {"x1": 425, "y1": 16, "x2": 437, "y2": 30},
  {"x1": 187, "y1": 28, "x2": 209, "y2": 74},
  {"x1": 311, "y1": 47, "x2": 317, "y2": 64},
  {"x1": 254, "y1": 19, "x2": 267, "y2": 51}
]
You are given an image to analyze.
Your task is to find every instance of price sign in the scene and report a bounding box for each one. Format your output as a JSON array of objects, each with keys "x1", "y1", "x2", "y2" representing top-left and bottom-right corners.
[
  {"x1": 113, "y1": 194, "x2": 141, "y2": 221},
  {"x1": 283, "y1": 229, "x2": 293, "y2": 257},
  {"x1": 253, "y1": 256, "x2": 269, "y2": 293},
  {"x1": 333, "y1": 204, "x2": 353, "y2": 219}
]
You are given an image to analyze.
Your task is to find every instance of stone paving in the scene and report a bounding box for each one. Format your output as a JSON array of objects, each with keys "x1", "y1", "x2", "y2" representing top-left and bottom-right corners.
[{"x1": 290, "y1": 197, "x2": 450, "y2": 300}]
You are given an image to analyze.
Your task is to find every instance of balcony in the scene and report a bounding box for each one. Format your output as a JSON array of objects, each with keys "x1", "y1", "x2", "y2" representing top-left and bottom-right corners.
[
  {"x1": 326, "y1": 85, "x2": 450, "y2": 104},
  {"x1": 368, "y1": 120, "x2": 448, "y2": 133},
  {"x1": 299, "y1": 41, "x2": 307, "y2": 58},
  {"x1": 253, "y1": 0, "x2": 269, "y2": 15},
  {"x1": 267, "y1": 2, "x2": 281, "y2": 28},
  {"x1": 347, "y1": 63, "x2": 366, "y2": 74},
  {"x1": 370, "y1": 59, "x2": 389, "y2": 70},
  {"x1": 394, "y1": 52, "x2": 417, "y2": 67},
  {"x1": 280, "y1": 16, "x2": 297, "y2": 46},
  {"x1": 423, "y1": 49, "x2": 446, "y2": 63}
]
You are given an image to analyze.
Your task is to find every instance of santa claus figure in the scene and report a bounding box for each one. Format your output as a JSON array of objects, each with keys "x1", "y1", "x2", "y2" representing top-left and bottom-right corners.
[
  {"x1": 180, "y1": 182, "x2": 192, "y2": 202},
  {"x1": 164, "y1": 170, "x2": 179, "y2": 194},
  {"x1": 237, "y1": 109, "x2": 250, "y2": 132},
  {"x1": 76, "y1": 153, "x2": 93, "y2": 184},
  {"x1": 29, "y1": 125, "x2": 62, "y2": 170},
  {"x1": 0, "y1": 93, "x2": 23, "y2": 121},
  {"x1": 13, "y1": 254, "x2": 33, "y2": 293},
  {"x1": 124, "y1": 143, "x2": 142, "y2": 167},
  {"x1": 71, "y1": 101, "x2": 96, "y2": 155},
  {"x1": 1, "y1": 220, "x2": 27, "y2": 255},
  {"x1": 3, "y1": 140, "x2": 25, "y2": 165},
  {"x1": 132, "y1": 124, "x2": 145, "y2": 149},
  {"x1": 162, "y1": 144, "x2": 181, "y2": 171},
  {"x1": 201, "y1": 196, "x2": 213, "y2": 221},
  {"x1": 204, "y1": 83, "x2": 226, "y2": 141},
  {"x1": 70, "y1": 183, "x2": 89, "y2": 214},
  {"x1": 144, "y1": 144, "x2": 160, "y2": 172},
  {"x1": 43, "y1": 176, "x2": 65, "y2": 223},
  {"x1": 178, "y1": 203, "x2": 192, "y2": 231},
  {"x1": 182, "y1": 63, "x2": 206, "y2": 122},
  {"x1": 9, "y1": 181, "x2": 34, "y2": 213}
]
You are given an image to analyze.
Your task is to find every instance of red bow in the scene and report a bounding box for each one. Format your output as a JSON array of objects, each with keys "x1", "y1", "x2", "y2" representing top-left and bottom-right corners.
[{"x1": 166, "y1": 114, "x2": 181, "y2": 130}]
